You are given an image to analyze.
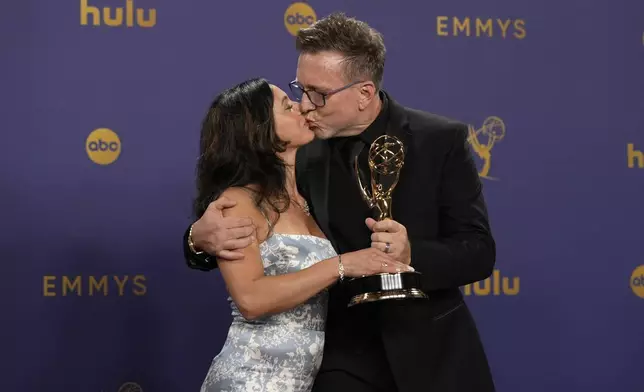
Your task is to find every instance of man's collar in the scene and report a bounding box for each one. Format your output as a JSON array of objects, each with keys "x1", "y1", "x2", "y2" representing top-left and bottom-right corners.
[{"x1": 357, "y1": 90, "x2": 389, "y2": 145}]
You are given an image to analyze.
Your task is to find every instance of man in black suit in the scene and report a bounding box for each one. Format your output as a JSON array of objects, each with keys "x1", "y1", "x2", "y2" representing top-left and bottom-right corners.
[{"x1": 183, "y1": 12, "x2": 496, "y2": 392}]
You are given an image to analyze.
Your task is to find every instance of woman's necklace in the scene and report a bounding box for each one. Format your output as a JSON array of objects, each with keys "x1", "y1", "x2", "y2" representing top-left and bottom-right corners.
[{"x1": 291, "y1": 198, "x2": 310, "y2": 216}]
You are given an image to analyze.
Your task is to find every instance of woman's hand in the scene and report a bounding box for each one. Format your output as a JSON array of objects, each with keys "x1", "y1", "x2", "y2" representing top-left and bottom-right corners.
[{"x1": 340, "y1": 248, "x2": 414, "y2": 278}]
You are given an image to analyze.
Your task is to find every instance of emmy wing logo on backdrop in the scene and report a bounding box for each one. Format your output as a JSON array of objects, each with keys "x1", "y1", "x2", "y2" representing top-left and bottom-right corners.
[
  {"x1": 436, "y1": 16, "x2": 526, "y2": 39},
  {"x1": 467, "y1": 116, "x2": 506, "y2": 180},
  {"x1": 80, "y1": 0, "x2": 156, "y2": 28},
  {"x1": 284, "y1": 2, "x2": 316, "y2": 36}
]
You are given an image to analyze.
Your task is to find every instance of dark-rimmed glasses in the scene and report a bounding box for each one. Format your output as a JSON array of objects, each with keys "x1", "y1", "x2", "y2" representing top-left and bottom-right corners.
[{"x1": 288, "y1": 80, "x2": 364, "y2": 108}]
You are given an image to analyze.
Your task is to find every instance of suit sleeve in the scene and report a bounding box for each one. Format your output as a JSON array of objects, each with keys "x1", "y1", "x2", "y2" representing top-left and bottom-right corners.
[
  {"x1": 182, "y1": 225, "x2": 218, "y2": 271},
  {"x1": 409, "y1": 124, "x2": 496, "y2": 290}
]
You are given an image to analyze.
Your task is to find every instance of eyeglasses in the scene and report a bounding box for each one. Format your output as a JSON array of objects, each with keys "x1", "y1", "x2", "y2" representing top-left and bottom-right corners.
[{"x1": 288, "y1": 80, "x2": 364, "y2": 108}]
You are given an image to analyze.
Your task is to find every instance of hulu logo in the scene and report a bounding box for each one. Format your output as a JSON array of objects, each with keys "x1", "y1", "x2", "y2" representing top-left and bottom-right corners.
[
  {"x1": 80, "y1": 0, "x2": 156, "y2": 28},
  {"x1": 463, "y1": 269, "x2": 519, "y2": 296},
  {"x1": 627, "y1": 143, "x2": 643, "y2": 169}
]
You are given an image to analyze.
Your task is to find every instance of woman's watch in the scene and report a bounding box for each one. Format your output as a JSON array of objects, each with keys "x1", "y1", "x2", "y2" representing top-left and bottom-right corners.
[{"x1": 188, "y1": 224, "x2": 204, "y2": 255}]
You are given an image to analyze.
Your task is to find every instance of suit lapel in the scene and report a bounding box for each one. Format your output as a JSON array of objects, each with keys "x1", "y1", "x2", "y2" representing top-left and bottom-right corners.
[
  {"x1": 296, "y1": 140, "x2": 336, "y2": 248},
  {"x1": 381, "y1": 94, "x2": 412, "y2": 219},
  {"x1": 383, "y1": 94, "x2": 411, "y2": 155}
]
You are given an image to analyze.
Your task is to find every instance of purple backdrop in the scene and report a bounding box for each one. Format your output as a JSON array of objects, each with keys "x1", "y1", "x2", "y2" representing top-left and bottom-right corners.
[{"x1": 2, "y1": 1, "x2": 643, "y2": 391}]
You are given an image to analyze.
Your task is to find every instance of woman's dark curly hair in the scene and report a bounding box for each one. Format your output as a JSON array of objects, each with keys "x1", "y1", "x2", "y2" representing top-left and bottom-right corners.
[{"x1": 193, "y1": 78, "x2": 291, "y2": 221}]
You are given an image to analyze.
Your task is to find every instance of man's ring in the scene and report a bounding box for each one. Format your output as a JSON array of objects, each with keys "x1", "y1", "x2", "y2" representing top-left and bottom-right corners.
[{"x1": 385, "y1": 242, "x2": 391, "y2": 253}]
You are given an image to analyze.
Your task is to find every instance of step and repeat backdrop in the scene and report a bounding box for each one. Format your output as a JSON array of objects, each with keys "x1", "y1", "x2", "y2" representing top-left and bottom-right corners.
[{"x1": 2, "y1": 1, "x2": 643, "y2": 391}]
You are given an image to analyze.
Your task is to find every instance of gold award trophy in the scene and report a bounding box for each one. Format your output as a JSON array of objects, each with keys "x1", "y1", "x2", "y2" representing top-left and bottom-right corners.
[{"x1": 346, "y1": 134, "x2": 428, "y2": 307}]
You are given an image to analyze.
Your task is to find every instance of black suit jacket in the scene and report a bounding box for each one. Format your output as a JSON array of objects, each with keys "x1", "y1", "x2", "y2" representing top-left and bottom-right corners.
[
  {"x1": 298, "y1": 93, "x2": 496, "y2": 392},
  {"x1": 184, "y1": 92, "x2": 496, "y2": 392}
]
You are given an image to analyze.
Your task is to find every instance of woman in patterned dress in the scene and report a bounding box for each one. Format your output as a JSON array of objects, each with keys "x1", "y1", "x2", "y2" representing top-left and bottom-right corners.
[{"x1": 193, "y1": 78, "x2": 410, "y2": 392}]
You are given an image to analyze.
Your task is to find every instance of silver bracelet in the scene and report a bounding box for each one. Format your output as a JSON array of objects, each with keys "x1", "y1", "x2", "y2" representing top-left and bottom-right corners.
[{"x1": 338, "y1": 255, "x2": 345, "y2": 282}]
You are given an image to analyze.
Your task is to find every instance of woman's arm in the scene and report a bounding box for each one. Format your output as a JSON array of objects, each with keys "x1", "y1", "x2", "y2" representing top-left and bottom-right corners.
[
  {"x1": 215, "y1": 188, "x2": 406, "y2": 320},
  {"x1": 216, "y1": 187, "x2": 339, "y2": 320}
]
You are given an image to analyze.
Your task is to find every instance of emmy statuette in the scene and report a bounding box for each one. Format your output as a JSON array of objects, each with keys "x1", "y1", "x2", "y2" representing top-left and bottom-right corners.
[{"x1": 346, "y1": 134, "x2": 428, "y2": 307}]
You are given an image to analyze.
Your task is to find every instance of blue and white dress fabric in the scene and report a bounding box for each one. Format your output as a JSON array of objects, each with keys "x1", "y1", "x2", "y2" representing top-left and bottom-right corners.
[{"x1": 200, "y1": 233, "x2": 337, "y2": 392}]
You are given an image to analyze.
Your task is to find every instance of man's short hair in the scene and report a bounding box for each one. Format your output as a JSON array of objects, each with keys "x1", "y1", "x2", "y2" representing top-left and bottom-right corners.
[{"x1": 295, "y1": 12, "x2": 386, "y2": 89}]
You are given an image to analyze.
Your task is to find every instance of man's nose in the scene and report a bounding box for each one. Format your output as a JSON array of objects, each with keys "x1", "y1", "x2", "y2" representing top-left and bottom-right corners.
[{"x1": 299, "y1": 94, "x2": 316, "y2": 113}]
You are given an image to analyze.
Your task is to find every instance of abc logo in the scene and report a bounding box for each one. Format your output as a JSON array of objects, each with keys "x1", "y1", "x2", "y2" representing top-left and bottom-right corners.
[
  {"x1": 86, "y1": 128, "x2": 121, "y2": 165},
  {"x1": 631, "y1": 265, "x2": 644, "y2": 299},
  {"x1": 284, "y1": 2, "x2": 316, "y2": 36}
]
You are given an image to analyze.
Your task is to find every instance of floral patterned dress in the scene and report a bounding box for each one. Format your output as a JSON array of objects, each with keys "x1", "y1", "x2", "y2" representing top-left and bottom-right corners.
[{"x1": 200, "y1": 233, "x2": 337, "y2": 392}]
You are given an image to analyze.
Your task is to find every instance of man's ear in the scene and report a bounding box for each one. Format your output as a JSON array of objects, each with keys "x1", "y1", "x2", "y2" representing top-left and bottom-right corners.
[{"x1": 358, "y1": 82, "x2": 377, "y2": 110}]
